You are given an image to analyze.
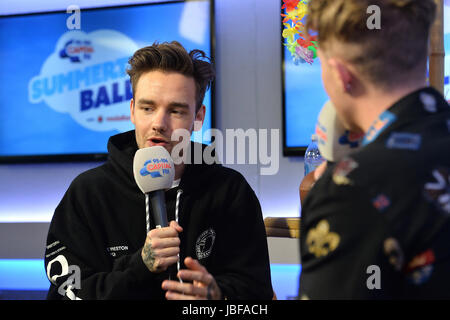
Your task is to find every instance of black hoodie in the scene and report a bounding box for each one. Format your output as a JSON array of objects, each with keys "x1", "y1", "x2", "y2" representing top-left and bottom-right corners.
[{"x1": 44, "y1": 130, "x2": 273, "y2": 300}]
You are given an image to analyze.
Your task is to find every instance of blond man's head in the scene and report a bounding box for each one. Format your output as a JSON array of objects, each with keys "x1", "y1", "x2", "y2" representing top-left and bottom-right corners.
[{"x1": 306, "y1": 0, "x2": 436, "y2": 88}]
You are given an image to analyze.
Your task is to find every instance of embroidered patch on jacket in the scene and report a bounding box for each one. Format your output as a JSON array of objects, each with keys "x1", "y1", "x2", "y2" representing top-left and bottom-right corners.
[
  {"x1": 332, "y1": 157, "x2": 358, "y2": 186},
  {"x1": 362, "y1": 111, "x2": 397, "y2": 146},
  {"x1": 404, "y1": 249, "x2": 435, "y2": 274},
  {"x1": 424, "y1": 167, "x2": 450, "y2": 215},
  {"x1": 385, "y1": 132, "x2": 421, "y2": 151},
  {"x1": 404, "y1": 249, "x2": 435, "y2": 285},
  {"x1": 196, "y1": 228, "x2": 216, "y2": 260},
  {"x1": 407, "y1": 265, "x2": 434, "y2": 285},
  {"x1": 338, "y1": 130, "x2": 364, "y2": 149},
  {"x1": 372, "y1": 194, "x2": 391, "y2": 212},
  {"x1": 383, "y1": 237, "x2": 404, "y2": 271},
  {"x1": 306, "y1": 220, "x2": 340, "y2": 258},
  {"x1": 420, "y1": 92, "x2": 437, "y2": 113}
]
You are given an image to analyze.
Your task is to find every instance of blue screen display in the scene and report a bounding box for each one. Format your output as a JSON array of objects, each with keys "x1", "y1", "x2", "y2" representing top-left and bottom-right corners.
[
  {"x1": 0, "y1": 1, "x2": 212, "y2": 157},
  {"x1": 283, "y1": 46, "x2": 328, "y2": 150},
  {"x1": 283, "y1": 3, "x2": 450, "y2": 152},
  {"x1": 444, "y1": 3, "x2": 450, "y2": 102}
]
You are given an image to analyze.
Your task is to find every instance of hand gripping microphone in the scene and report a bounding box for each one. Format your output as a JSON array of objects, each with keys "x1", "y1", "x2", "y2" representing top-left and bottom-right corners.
[
  {"x1": 133, "y1": 146, "x2": 175, "y2": 230},
  {"x1": 315, "y1": 100, "x2": 364, "y2": 162}
]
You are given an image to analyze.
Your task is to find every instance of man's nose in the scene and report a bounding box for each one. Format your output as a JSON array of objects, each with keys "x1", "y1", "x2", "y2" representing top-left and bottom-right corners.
[{"x1": 152, "y1": 109, "x2": 168, "y2": 132}]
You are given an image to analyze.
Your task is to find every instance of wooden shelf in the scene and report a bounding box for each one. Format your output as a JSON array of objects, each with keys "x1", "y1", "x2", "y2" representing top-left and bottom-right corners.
[{"x1": 264, "y1": 217, "x2": 300, "y2": 238}]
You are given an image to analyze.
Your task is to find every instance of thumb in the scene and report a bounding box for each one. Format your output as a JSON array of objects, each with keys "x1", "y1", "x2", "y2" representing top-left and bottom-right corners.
[
  {"x1": 184, "y1": 257, "x2": 207, "y2": 272},
  {"x1": 169, "y1": 220, "x2": 183, "y2": 233}
]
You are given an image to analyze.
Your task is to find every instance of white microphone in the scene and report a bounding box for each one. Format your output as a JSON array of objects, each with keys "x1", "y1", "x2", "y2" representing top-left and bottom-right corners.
[
  {"x1": 133, "y1": 146, "x2": 175, "y2": 230},
  {"x1": 315, "y1": 100, "x2": 364, "y2": 162}
]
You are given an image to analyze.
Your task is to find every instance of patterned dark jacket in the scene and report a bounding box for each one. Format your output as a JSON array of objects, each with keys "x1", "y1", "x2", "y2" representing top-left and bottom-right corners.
[{"x1": 299, "y1": 87, "x2": 450, "y2": 299}]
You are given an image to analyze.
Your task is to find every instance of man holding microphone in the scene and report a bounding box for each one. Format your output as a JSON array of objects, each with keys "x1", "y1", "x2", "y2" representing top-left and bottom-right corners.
[{"x1": 44, "y1": 41, "x2": 273, "y2": 300}]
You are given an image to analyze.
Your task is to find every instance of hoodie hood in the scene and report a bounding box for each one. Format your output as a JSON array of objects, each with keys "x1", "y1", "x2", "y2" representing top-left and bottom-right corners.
[{"x1": 106, "y1": 130, "x2": 139, "y2": 190}]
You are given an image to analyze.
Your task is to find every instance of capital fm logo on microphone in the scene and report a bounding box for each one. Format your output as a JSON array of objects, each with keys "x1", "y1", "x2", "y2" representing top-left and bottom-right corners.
[{"x1": 140, "y1": 158, "x2": 172, "y2": 178}]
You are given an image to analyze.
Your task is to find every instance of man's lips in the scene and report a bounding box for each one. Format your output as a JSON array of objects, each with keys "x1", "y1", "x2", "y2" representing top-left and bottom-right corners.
[{"x1": 147, "y1": 137, "x2": 169, "y2": 147}]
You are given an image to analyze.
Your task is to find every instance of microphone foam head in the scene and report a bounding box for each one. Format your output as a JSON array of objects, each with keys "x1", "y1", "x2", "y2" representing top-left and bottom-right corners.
[
  {"x1": 133, "y1": 146, "x2": 175, "y2": 194},
  {"x1": 315, "y1": 100, "x2": 364, "y2": 162}
]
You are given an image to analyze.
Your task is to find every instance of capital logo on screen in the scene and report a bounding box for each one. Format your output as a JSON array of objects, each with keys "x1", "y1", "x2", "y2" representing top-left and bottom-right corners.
[
  {"x1": 59, "y1": 40, "x2": 94, "y2": 62},
  {"x1": 140, "y1": 158, "x2": 172, "y2": 178},
  {"x1": 28, "y1": 30, "x2": 139, "y2": 132}
]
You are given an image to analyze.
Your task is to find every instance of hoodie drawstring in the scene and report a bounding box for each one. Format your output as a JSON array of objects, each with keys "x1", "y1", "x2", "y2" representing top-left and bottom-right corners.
[
  {"x1": 175, "y1": 189, "x2": 183, "y2": 283},
  {"x1": 145, "y1": 193, "x2": 150, "y2": 234}
]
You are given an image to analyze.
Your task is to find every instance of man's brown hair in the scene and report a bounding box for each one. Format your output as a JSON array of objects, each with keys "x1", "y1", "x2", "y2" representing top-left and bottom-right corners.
[
  {"x1": 306, "y1": 0, "x2": 436, "y2": 88},
  {"x1": 127, "y1": 41, "x2": 215, "y2": 111}
]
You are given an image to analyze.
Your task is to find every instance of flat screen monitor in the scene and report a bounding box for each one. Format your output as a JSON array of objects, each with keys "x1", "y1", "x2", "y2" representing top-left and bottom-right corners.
[
  {"x1": 0, "y1": 0, "x2": 214, "y2": 162},
  {"x1": 282, "y1": 1, "x2": 450, "y2": 156},
  {"x1": 281, "y1": 2, "x2": 328, "y2": 157}
]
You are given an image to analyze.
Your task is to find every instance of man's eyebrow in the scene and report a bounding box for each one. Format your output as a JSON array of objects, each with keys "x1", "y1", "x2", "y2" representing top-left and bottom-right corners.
[
  {"x1": 168, "y1": 102, "x2": 190, "y2": 109},
  {"x1": 136, "y1": 99, "x2": 155, "y2": 105},
  {"x1": 136, "y1": 99, "x2": 190, "y2": 109}
]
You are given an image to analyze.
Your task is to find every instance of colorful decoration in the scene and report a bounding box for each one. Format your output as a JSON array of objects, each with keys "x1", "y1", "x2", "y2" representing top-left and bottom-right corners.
[{"x1": 281, "y1": 0, "x2": 318, "y2": 65}]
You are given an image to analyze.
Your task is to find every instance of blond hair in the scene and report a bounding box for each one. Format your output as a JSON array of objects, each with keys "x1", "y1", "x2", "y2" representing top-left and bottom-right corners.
[{"x1": 306, "y1": 0, "x2": 436, "y2": 88}]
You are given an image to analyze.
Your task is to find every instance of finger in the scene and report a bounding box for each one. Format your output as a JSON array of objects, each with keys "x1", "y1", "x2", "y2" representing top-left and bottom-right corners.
[
  {"x1": 178, "y1": 269, "x2": 213, "y2": 285},
  {"x1": 156, "y1": 256, "x2": 179, "y2": 269},
  {"x1": 148, "y1": 226, "x2": 180, "y2": 239},
  {"x1": 153, "y1": 247, "x2": 180, "y2": 258},
  {"x1": 184, "y1": 257, "x2": 207, "y2": 273},
  {"x1": 162, "y1": 280, "x2": 207, "y2": 297},
  {"x1": 169, "y1": 220, "x2": 183, "y2": 232},
  {"x1": 166, "y1": 291, "x2": 205, "y2": 300},
  {"x1": 148, "y1": 237, "x2": 180, "y2": 249}
]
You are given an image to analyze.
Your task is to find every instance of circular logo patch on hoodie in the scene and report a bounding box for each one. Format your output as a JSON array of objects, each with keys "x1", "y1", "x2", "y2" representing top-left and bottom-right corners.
[{"x1": 196, "y1": 228, "x2": 216, "y2": 260}]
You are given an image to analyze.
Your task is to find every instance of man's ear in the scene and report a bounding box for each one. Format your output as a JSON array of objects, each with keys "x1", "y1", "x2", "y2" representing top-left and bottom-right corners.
[
  {"x1": 193, "y1": 105, "x2": 206, "y2": 131},
  {"x1": 329, "y1": 58, "x2": 354, "y2": 93},
  {"x1": 130, "y1": 98, "x2": 135, "y2": 125}
]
